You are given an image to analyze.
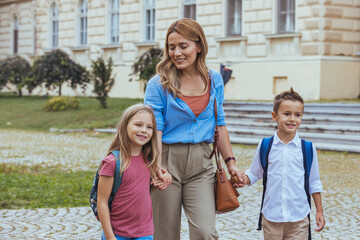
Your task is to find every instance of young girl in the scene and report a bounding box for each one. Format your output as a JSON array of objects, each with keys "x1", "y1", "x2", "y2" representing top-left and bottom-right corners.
[{"x1": 97, "y1": 104, "x2": 172, "y2": 240}]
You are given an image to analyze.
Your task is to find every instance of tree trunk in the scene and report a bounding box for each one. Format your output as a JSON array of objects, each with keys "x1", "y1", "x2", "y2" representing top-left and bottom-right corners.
[
  {"x1": 101, "y1": 98, "x2": 107, "y2": 109},
  {"x1": 58, "y1": 85, "x2": 62, "y2": 96},
  {"x1": 18, "y1": 88, "x2": 22, "y2": 97}
]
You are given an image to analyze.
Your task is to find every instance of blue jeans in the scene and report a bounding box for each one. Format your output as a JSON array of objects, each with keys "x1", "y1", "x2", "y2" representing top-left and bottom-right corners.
[{"x1": 101, "y1": 231, "x2": 153, "y2": 240}]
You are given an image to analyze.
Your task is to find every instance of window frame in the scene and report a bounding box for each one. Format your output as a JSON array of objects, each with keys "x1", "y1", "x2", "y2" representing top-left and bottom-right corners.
[
  {"x1": 109, "y1": 0, "x2": 120, "y2": 44},
  {"x1": 277, "y1": 0, "x2": 296, "y2": 33},
  {"x1": 227, "y1": 0, "x2": 242, "y2": 37},
  {"x1": 13, "y1": 16, "x2": 18, "y2": 54},
  {"x1": 50, "y1": 3, "x2": 59, "y2": 49},
  {"x1": 78, "y1": 0, "x2": 88, "y2": 46},
  {"x1": 183, "y1": 0, "x2": 196, "y2": 20},
  {"x1": 144, "y1": 0, "x2": 156, "y2": 42}
]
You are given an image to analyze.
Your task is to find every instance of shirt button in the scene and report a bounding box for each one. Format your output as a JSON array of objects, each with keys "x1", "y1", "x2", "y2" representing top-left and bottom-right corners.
[
  {"x1": 191, "y1": 133, "x2": 194, "y2": 135},
  {"x1": 194, "y1": 120, "x2": 196, "y2": 122}
]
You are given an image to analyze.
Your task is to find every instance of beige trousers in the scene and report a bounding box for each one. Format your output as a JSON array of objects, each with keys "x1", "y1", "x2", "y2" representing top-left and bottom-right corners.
[
  {"x1": 151, "y1": 142, "x2": 219, "y2": 240},
  {"x1": 262, "y1": 216, "x2": 309, "y2": 240}
]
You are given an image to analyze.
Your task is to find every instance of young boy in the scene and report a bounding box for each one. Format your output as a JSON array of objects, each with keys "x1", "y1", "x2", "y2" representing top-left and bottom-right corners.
[{"x1": 238, "y1": 88, "x2": 325, "y2": 240}]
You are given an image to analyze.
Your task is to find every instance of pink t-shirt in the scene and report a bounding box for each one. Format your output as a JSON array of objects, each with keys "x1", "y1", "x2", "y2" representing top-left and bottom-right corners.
[{"x1": 99, "y1": 153, "x2": 153, "y2": 238}]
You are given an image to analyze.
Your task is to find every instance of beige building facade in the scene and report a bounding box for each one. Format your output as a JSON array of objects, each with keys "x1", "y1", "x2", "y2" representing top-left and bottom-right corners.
[{"x1": 0, "y1": 0, "x2": 359, "y2": 100}]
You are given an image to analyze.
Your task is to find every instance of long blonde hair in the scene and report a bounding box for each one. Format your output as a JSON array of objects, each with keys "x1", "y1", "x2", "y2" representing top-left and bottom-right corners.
[
  {"x1": 107, "y1": 104, "x2": 159, "y2": 178},
  {"x1": 156, "y1": 18, "x2": 209, "y2": 97}
]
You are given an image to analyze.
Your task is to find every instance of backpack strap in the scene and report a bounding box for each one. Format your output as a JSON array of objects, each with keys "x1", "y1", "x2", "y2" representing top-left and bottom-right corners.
[
  {"x1": 109, "y1": 150, "x2": 123, "y2": 210},
  {"x1": 257, "y1": 136, "x2": 274, "y2": 231},
  {"x1": 301, "y1": 139, "x2": 313, "y2": 240}
]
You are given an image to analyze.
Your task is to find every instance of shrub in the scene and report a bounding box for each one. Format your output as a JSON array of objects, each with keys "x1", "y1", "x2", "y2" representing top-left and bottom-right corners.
[
  {"x1": 91, "y1": 57, "x2": 114, "y2": 109},
  {"x1": 44, "y1": 96, "x2": 79, "y2": 111},
  {"x1": 130, "y1": 47, "x2": 163, "y2": 92}
]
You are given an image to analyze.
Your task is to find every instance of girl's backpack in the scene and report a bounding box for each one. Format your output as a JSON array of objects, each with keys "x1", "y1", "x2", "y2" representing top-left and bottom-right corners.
[{"x1": 89, "y1": 150, "x2": 123, "y2": 221}]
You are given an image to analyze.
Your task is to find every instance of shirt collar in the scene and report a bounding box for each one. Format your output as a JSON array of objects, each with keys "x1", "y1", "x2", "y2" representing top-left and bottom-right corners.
[{"x1": 273, "y1": 131, "x2": 301, "y2": 147}]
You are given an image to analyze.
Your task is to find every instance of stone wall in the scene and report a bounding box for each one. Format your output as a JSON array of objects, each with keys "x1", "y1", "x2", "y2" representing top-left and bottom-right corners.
[{"x1": 0, "y1": 0, "x2": 359, "y2": 100}]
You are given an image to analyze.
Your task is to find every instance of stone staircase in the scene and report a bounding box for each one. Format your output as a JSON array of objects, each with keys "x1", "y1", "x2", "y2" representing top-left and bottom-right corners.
[{"x1": 224, "y1": 102, "x2": 360, "y2": 153}]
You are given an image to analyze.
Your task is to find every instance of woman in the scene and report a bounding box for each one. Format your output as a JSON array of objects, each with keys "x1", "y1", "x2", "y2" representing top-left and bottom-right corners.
[{"x1": 144, "y1": 18, "x2": 242, "y2": 240}]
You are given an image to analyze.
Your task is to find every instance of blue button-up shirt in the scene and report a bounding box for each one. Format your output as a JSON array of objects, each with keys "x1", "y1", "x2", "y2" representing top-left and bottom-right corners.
[
  {"x1": 245, "y1": 132, "x2": 323, "y2": 222},
  {"x1": 144, "y1": 69, "x2": 226, "y2": 144}
]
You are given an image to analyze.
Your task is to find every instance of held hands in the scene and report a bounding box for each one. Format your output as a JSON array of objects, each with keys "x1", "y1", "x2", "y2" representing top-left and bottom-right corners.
[
  {"x1": 227, "y1": 165, "x2": 245, "y2": 188},
  {"x1": 230, "y1": 170, "x2": 250, "y2": 188},
  {"x1": 152, "y1": 168, "x2": 172, "y2": 191}
]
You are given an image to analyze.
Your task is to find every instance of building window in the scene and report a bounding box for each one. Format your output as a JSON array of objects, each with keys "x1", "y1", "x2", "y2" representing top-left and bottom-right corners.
[
  {"x1": 227, "y1": 0, "x2": 242, "y2": 36},
  {"x1": 13, "y1": 16, "x2": 18, "y2": 54},
  {"x1": 278, "y1": 0, "x2": 295, "y2": 33},
  {"x1": 184, "y1": 0, "x2": 196, "y2": 20},
  {"x1": 50, "y1": 3, "x2": 59, "y2": 48},
  {"x1": 79, "y1": 0, "x2": 88, "y2": 45},
  {"x1": 145, "y1": 0, "x2": 155, "y2": 41},
  {"x1": 109, "y1": 0, "x2": 119, "y2": 43}
]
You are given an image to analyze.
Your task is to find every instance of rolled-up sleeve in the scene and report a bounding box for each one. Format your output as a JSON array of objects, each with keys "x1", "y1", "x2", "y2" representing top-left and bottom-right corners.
[
  {"x1": 144, "y1": 76, "x2": 165, "y2": 131},
  {"x1": 309, "y1": 144, "x2": 323, "y2": 194},
  {"x1": 245, "y1": 142, "x2": 263, "y2": 185},
  {"x1": 213, "y1": 72, "x2": 226, "y2": 126}
]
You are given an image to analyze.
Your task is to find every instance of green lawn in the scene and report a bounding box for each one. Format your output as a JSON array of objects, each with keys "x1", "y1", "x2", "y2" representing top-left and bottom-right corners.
[
  {"x1": 0, "y1": 164, "x2": 93, "y2": 209},
  {"x1": 0, "y1": 93, "x2": 142, "y2": 131}
]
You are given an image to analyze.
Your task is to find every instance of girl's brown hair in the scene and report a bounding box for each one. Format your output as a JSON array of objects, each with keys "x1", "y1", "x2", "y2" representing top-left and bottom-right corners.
[
  {"x1": 156, "y1": 18, "x2": 209, "y2": 97},
  {"x1": 107, "y1": 104, "x2": 159, "y2": 178}
]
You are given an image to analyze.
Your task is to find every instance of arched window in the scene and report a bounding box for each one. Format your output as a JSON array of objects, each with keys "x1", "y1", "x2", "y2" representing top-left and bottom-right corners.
[
  {"x1": 13, "y1": 16, "x2": 18, "y2": 54},
  {"x1": 144, "y1": 0, "x2": 155, "y2": 41},
  {"x1": 227, "y1": 0, "x2": 242, "y2": 36},
  {"x1": 50, "y1": 3, "x2": 59, "y2": 48},
  {"x1": 79, "y1": 0, "x2": 87, "y2": 45},
  {"x1": 109, "y1": 0, "x2": 119, "y2": 43}
]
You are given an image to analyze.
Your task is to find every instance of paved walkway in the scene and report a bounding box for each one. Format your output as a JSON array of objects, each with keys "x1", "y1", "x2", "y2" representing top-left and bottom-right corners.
[{"x1": 0, "y1": 130, "x2": 359, "y2": 239}]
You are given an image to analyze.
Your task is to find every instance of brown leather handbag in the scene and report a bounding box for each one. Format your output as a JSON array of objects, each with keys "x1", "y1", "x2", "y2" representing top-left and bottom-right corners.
[{"x1": 210, "y1": 99, "x2": 240, "y2": 213}]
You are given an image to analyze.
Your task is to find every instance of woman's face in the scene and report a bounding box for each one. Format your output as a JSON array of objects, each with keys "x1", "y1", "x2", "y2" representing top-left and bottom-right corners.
[{"x1": 168, "y1": 32, "x2": 200, "y2": 72}]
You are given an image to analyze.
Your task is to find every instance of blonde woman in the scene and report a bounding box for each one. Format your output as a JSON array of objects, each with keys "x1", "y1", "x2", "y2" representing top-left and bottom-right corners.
[{"x1": 144, "y1": 19, "x2": 242, "y2": 240}]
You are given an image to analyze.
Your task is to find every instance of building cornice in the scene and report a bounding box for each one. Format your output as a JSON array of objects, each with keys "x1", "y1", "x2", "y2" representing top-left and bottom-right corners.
[{"x1": 0, "y1": 0, "x2": 32, "y2": 6}]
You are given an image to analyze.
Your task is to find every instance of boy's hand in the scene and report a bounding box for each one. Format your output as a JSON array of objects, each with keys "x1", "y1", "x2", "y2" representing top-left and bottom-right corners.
[
  {"x1": 315, "y1": 211, "x2": 325, "y2": 232},
  {"x1": 230, "y1": 170, "x2": 249, "y2": 188}
]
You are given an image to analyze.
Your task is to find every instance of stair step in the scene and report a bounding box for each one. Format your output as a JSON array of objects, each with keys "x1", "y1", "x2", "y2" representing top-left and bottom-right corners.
[
  {"x1": 229, "y1": 136, "x2": 360, "y2": 153},
  {"x1": 227, "y1": 127, "x2": 360, "y2": 145},
  {"x1": 225, "y1": 119, "x2": 360, "y2": 134}
]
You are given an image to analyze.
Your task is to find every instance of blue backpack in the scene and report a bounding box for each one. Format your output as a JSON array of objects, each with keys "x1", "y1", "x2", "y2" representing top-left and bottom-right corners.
[
  {"x1": 258, "y1": 136, "x2": 313, "y2": 240},
  {"x1": 89, "y1": 150, "x2": 123, "y2": 221}
]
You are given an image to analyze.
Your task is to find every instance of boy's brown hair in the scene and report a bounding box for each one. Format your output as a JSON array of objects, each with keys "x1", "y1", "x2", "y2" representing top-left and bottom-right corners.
[{"x1": 273, "y1": 87, "x2": 304, "y2": 113}]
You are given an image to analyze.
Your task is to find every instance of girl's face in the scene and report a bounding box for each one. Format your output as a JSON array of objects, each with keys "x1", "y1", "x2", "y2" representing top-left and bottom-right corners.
[
  {"x1": 127, "y1": 111, "x2": 154, "y2": 153},
  {"x1": 168, "y1": 32, "x2": 200, "y2": 72}
]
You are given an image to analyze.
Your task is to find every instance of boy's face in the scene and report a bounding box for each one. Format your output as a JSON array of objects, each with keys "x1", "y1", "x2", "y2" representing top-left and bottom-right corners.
[{"x1": 272, "y1": 100, "x2": 304, "y2": 141}]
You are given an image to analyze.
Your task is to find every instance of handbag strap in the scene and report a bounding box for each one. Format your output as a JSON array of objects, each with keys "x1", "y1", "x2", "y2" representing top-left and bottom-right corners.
[{"x1": 209, "y1": 98, "x2": 223, "y2": 172}]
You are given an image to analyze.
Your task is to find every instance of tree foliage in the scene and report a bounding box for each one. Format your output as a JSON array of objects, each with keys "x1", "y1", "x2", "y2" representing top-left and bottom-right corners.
[
  {"x1": 0, "y1": 56, "x2": 31, "y2": 97},
  {"x1": 32, "y1": 49, "x2": 89, "y2": 96},
  {"x1": 130, "y1": 47, "x2": 163, "y2": 92},
  {"x1": 91, "y1": 57, "x2": 114, "y2": 109}
]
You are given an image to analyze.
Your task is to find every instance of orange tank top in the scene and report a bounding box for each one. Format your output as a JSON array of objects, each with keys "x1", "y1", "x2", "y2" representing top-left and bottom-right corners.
[{"x1": 180, "y1": 82, "x2": 210, "y2": 117}]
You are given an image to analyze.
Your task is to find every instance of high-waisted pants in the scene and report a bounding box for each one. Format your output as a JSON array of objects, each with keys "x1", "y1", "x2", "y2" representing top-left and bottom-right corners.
[{"x1": 151, "y1": 142, "x2": 219, "y2": 240}]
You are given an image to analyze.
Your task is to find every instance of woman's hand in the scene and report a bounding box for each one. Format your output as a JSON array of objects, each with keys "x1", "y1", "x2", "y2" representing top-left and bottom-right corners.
[
  {"x1": 227, "y1": 164, "x2": 243, "y2": 188},
  {"x1": 153, "y1": 168, "x2": 172, "y2": 190}
]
